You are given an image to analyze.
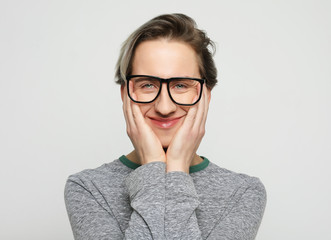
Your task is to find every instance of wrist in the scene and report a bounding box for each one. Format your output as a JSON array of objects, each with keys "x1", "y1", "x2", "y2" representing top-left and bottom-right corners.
[{"x1": 166, "y1": 161, "x2": 189, "y2": 173}]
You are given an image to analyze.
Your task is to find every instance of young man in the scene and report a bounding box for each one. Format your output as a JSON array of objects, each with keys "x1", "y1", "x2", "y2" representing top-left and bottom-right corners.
[{"x1": 65, "y1": 13, "x2": 266, "y2": 240}]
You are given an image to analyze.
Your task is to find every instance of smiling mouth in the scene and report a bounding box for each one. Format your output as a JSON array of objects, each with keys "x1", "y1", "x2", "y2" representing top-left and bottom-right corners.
[{"x1": 149, "y1": 117, "x2": 183, "y2": 129}]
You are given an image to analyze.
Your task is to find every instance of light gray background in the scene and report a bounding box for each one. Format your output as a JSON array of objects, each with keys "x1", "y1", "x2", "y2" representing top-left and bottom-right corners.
[{"x1": 0, "y1": 0, "x2": 330, "y2": 239}]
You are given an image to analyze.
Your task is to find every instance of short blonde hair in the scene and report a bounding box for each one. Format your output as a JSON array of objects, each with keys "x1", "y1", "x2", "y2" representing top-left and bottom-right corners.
[{"x1": 115, "y1": 13, "x2": 218, "y2": 90}]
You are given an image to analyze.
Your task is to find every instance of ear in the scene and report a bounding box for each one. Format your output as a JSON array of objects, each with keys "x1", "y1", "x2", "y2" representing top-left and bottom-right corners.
[
  {"x1": 120, "y1": 84, "x2": 125, "y2": 102},
  {"x1": 207, "y1": 88, "x2": 211, "y2": 104}
]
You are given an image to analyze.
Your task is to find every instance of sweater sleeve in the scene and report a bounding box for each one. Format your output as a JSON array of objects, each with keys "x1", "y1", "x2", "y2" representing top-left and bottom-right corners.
[
  {"x1": 124, "y1": 161, "x2": 166, "y2": 239},
  {"x1": 165, "y1": 171, "x2": 202, "y2": 239},
  {"x1": 164, "y1": 172, "x2": 266, "y2": 240},
  {"x1": 207, "y1": 177, "x2": 267, "y2": 240},
  {"x1": 203, "y1": 177, "x2": 267, "y2": 240},
  {"x1": 64, "y1": 178, "x2": 124, "y2": 239},
  {"x1": 64, "y1": 161, "x2": 166, "y2": 240}
]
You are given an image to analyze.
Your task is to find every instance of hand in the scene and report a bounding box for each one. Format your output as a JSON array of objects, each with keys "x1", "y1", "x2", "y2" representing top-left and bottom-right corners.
[
  {"x1": 166, "y1": 86, "x2": 210, "y2": 173},
  {"x1": 122, "y1": 85, "x2": 166, "y2": 165}
]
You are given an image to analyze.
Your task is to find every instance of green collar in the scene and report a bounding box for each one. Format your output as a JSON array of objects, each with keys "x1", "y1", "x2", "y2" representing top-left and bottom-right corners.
[{"x1": 119, "y1": 155, "x2": 209, "y2": 174}]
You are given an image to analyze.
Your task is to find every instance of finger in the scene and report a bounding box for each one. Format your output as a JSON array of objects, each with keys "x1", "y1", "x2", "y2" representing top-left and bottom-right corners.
[
  {"x1": 125, "y1": 82, "x2": 138, "y2": 130},
  {"x1": 192, "y1": 86, "x2": 206, "y2": 129},
  {"x1": 130, "y1": 92, "x2": 147, "y2": 128},
  {"x1": 123, "y1": 83, "x2": 140, "y2": 140},
  {"x1": 122, "y1": 85, "x2": 130, "y2": 127},
  {"x1": 182, "y1": 95, "x2": 199, "y2": 129},
  {"x1": 195, "y1": 86, "x2": 209, "y2": 134},
  {"x1": 201, "y1": 86, "x2": 210, "y2": 126}
]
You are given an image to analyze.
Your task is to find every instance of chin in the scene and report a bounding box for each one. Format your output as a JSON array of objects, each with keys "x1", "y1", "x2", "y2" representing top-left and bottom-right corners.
[
  {"x1": 159, "y1": 137, "x2": 172, "y2": 150},
  {"x1": 149, "y1": 118, "x2": 184, "y2": 150},
  {"x1": 160, "y1": 141, "x2": 170, "y2": 150}
]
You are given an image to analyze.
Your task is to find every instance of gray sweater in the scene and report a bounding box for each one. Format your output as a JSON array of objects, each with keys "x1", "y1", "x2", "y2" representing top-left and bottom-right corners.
[{"x1": 65, "y1": 156, "x2": 266, "y2": 239}]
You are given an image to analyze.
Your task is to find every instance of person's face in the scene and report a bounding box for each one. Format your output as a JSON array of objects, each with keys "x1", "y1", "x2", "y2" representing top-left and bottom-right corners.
[{"x1": 122, "y1": 39, "x2": 208, "y2": 148}]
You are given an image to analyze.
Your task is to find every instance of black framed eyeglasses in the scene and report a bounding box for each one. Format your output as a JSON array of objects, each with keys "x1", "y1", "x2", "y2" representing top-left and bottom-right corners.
[{"x1": 126, "y1": 75, "x2": 205, "y2": 106}]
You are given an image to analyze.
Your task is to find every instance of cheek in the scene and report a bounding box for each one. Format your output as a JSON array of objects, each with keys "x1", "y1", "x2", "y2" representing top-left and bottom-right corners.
[
  {"x1": 180, "y1": 106, "x2": 190, "y2": 114},
  {"x1": 139, "y1": 104, "x2": 152, "y2": 116}
]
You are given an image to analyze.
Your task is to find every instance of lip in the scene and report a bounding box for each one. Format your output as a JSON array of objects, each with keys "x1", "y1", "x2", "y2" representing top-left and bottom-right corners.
[{"x1": 149, "y1": 116, "x2": 183, "y2": 129}]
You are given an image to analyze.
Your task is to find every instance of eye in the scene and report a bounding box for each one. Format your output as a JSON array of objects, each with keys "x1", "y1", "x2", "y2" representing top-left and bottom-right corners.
[
  {"x1": 132, "y1": 77, "x2": 159, "y2": 90},
  {"x1": 174, "y1": 83, "x2": 187, "y2": 89},
  {"x1": 170, "y1": 79, "x2": 192, "y2": 91},
  {"x1": 142, "y1": 83, "x2": 155, "y2": 89}
]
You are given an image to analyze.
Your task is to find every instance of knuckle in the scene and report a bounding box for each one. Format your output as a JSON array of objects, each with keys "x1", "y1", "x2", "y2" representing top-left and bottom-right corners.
[
  {"x1": 200, "y1": 128, "x2": 205, "y2": 137},
  {"x1": 131, "y1": 111, "x2": 136, "y2": 119}
]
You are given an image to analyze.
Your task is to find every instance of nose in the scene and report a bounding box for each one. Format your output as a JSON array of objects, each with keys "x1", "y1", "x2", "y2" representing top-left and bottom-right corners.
[{"x1": 154, "y1": 83, "x2": 177, "y2": 116}]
